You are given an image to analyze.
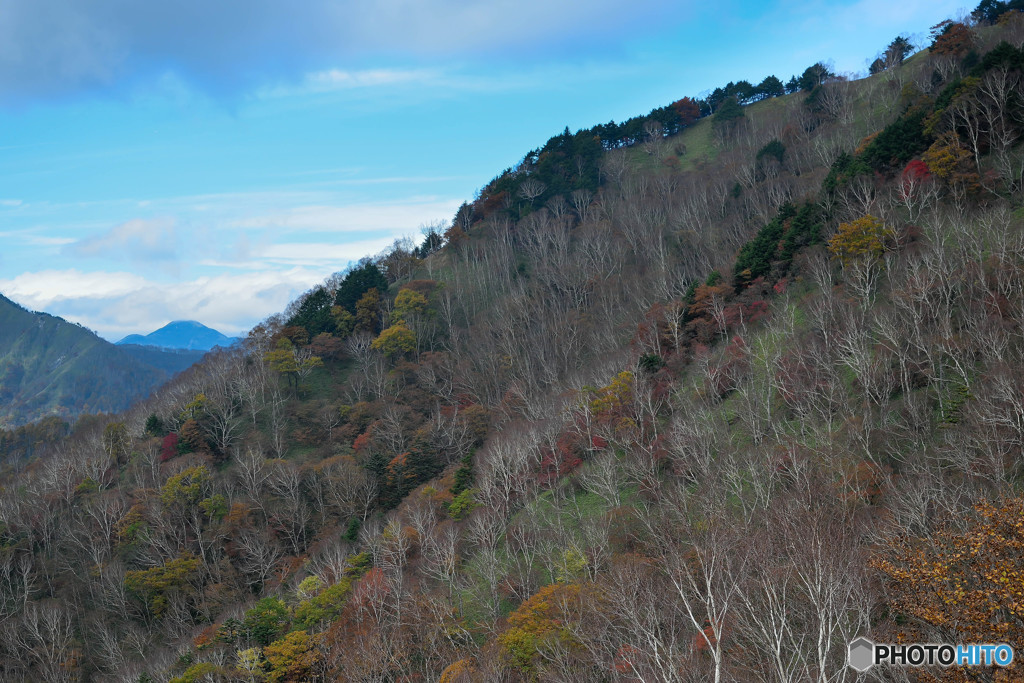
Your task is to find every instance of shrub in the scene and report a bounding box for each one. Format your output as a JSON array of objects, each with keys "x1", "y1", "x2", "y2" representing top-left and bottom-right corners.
[{"x1": 243, "y1": 597, "x2": 290, "y2": 647}]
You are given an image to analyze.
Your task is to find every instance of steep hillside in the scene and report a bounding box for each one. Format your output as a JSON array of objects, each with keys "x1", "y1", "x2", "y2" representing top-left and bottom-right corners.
[
  {"x1": 3, "y1": 9, "x2": 1024, "y2": 683},
  {"x1": 0, "y1": 295, "x2": 202, "y2": 427}
]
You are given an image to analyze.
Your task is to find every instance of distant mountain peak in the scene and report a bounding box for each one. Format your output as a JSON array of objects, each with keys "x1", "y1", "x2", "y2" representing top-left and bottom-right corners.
[
  {"x1": 116, "y1": 320, "x2": 240, "y2": 352},
  {"x1": 0, "y1": 295, "x2": 205, "y2": 428}
]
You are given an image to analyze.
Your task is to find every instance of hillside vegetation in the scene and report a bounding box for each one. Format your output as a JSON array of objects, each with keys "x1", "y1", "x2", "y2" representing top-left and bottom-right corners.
[{"x1": 4, "y1": 7, "x2": 1024, "y2": 682}]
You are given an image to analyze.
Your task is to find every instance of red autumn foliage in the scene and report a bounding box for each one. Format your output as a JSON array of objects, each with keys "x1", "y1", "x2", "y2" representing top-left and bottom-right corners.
[
  {"x1": 632, "y1": 303, "x2": 672, "y2": 354},
  {"x1": 671, "y1": 97, "x2": 702, "y2": 127},
  {"x1": 900, "y1": 159, "x2": 933, "y2": 200},
  {"x1": 352, "y1": 430, "x2": 373, "y2": 453},
  {"x1": 902, "y1": 159, "x2": 931, "y2": 184},
  {"x1": 723, "y1": 300, "x2": 769, "y2": 328},
  {"x1": 614, "y1": 644, "x2": 641, "y2": 674},
  {"x1": 475, "y1": 190, "x2": 509, "y2": 217},
  {"x1": 693, "y1": 623, "x2": 718, "y2": 652},
  {"x1": 308, "y1": 332, "x2": 344, "y2": 360},
  {"x1": 159, "y1": 433, "x2": 178, "y2": 462},
  {"x1": 351, "y1": 567, "x2": 389, "y2": 610},
  {"x1": 538, "y1": 431, "x2": 585, "y2": 486},
  {"x1": 443, "y1": 224, "x2": 468, "y2": 249},
  {"x1": 930, "y1": 20, "x2": 973, "y2": 57}
]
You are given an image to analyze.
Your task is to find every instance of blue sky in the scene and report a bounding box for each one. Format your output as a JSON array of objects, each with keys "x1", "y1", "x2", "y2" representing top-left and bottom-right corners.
[{"x1": 0, "y1": 0, "x2": 966, "y2": 340}]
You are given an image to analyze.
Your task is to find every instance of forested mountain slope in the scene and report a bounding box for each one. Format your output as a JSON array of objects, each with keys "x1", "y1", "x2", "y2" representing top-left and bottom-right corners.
[
  {"x1": 3, "y1": 8, "x2": 1024, "y2": 682},
  {"x1": 0, "y1": 295, "x2": 200, "y2": 428}
]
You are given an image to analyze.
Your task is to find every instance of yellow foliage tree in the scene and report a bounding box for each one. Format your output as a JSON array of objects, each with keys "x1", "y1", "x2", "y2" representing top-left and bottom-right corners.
[
  {"x1": 235, "y1": 648, "x2": 265, "y2": 683},
  {"x1": 371, "y1": 323, "x2": 416, "y2": 356},
  {"x1": 586, "y1": 371, "x2": 634, "y2": 417},
  {"x1": 264, "y1": 338, "x2": 323, "y2": 388},
  {"x1": 827, "y1": 214, "x2": 892, "y2": 266},
  {"x1": 923, "y1": 131, "x2": 972, "y2": 180},
  {"x1": 160, "y1": 465, "x2": 211, "y2": 507},
  {"x1": 393, "y1": 288, "x2": 429, "y2": 324},
  {"x1": 499, "y1": 583, "x2": 582, "y2": 673},
  {"x1": 583, "y1": 371, "x2": 638, "y2": 440},
  {"x1": 438, "y1": 658, "x2": 478, "y2": 682},
  {"x1": 264, "y1": 630, "x2": 321, "y2": 683},
  {"x1": 124, "y1": 554, "x2": 201, "y2": 618}
]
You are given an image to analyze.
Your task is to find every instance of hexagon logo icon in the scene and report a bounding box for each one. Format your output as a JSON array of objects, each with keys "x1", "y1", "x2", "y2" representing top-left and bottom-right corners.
[{"x1": 848, "y1": 637, "x2": 875, "y2": 672}]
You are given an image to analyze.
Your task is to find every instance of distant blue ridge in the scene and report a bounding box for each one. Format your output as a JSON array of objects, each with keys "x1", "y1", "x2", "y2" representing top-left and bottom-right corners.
[{"x1": 116, "y1": 320, "x2": 240, "y2": 352}]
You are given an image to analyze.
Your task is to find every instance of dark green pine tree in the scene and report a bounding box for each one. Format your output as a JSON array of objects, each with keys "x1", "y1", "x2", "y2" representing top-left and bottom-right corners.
[
  {"x1": 286, "y1": 286, "x2": 335, "y2": 337},
  {"x1": 335, "y1": 261, "x2": 389, "y2": 314},
  {"x1": 756, "y1": 75, "x2": 785, "y2": 100}
]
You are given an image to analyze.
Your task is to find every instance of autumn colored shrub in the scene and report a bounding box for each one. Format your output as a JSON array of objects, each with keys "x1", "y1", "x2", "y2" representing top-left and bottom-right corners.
[
  {"x1": 686, "y1": 283, "x2": 733, "y2": 342},
  {"x1": 265, "y1": 630, "x2": 321, "y2": 683},
  {"x1": 827, "y1": 215, "x2": 892, "y2": 265},
  {"x1": 930, "y1": 20, "x2": 973, "y2": 57},
  {"x1": 264, "y1": 338, "x2": 324, "y2": 387},
  {"x1": 160, "y1": 465, "x2": 212, "y2": 507},
  {"x1": 438, "y1": 658, "x2": 478, "y2": 683},
  {"x1": 586, "y1": 371, "x2": 634, "y2": 423},
  {"x1": 115, "y1": 504, "x2": 147, "y2": 548},
  {"x1": 900, "y1": 159, "x2": 933, "y2": 197},
  {"x1": 672, "y1": 96, "x2": 701, "y2": 126},
  {"x1": 178, "y1": 418, "x2": 207, "y2": 454},
  {"x1": 124, "y1": 554, "x2": 201, "y2": 618},
  {"x1": 371, "y1": 323, "x2": 416, "y2": 356},
  {"x1": 294, "y1": 573, "x2": 360, "y2": 630},
  {"x1": 159, "y1": 432, "x2": 179, "y2": 462},
  {"x1": 392, "y1": 288, "x2": 429, "y2": 323},
  {"x1": 169, "y1": 662, "x2": 219, "y2": 683},
  {"x1": 499, "y1": 582, "x2": 583, "y2": 674},
  {"x1": 923, "y1": 131, "x2": 973, "y2": 180}
]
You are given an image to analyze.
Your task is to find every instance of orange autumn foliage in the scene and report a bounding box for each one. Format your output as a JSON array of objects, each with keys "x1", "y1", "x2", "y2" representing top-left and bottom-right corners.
[
  {"x1": 438, "y1": 658, "x2": 478, "y2": 683},
  {"x1": 872, "y1": 498, "x2": 1024, "y2": 682}
]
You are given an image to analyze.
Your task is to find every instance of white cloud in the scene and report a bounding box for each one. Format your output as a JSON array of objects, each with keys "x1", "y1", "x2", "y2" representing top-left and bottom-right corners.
[
  {"x1": 0, "y1": 199, "x2": 22, "y2": 207},
  {"x1": 260, "y1": 67, "x2": 442, "y2": 98},
  {"x1": 68, "y1": 217, "x2": 178, "y2": 262},
  {"x1": 0, "y1": 229, "x2": 76, "y2": 247},
  {"x1": 0, "y1": 267, "x2": 335, "y2": 339},
  {"x1": 259, "y1": 237, "x2": 406, "y2": 266},
  {"x1": 257, "y1": 65, "x2": 583, "y2": 98},
  {"x1": 0, "y1": 269, "x2": 150, "y2": 304},
  {"x1": 27, "y1": 236, "x2": 76, "y2": 246},
  {"x1": 232, "y1": 198, "x2": 463, "y2": 233}
]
